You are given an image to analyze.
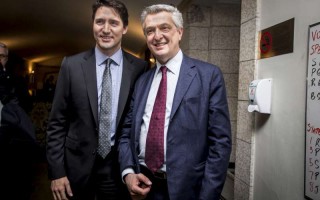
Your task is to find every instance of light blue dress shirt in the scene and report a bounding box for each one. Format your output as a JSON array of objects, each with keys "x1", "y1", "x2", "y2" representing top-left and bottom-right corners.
[{"x1": 95, "y1": 47, "x2": 123, "y2": 146}]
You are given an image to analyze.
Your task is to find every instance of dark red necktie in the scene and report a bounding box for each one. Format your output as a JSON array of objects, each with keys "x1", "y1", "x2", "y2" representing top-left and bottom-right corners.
[{"x1": 145, "y1": 66, "x2": 167, "y2": 172}]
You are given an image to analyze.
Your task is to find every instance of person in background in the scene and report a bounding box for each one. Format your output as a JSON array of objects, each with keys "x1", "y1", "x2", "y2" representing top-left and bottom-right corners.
[
  {"x1": 46, "y1": 0, "x2": 147, "y2": 200},
  {"x1": 0, "y1": 42, "x2": 32, "y2": 112},
  {"x1": 43, "y1": 75, "x2": 56, "y2": 102},
  {"x1": 119, "y1": 4, "x2": 232, "y2": 200},
  {"x1": 0, "y1": 43, "x2": 9, "y2": 70},
  {"x1": 0, "y1": 63, "x2": 38, "y2": 200},
  {"x1": 0, "y1": 43, "x2": 13, "y2": 96}
]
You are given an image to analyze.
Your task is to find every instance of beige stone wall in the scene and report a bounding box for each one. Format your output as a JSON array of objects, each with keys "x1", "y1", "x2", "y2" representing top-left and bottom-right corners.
[
  {"x1": 180, "y1": 2, "x2": 241, "y2": 166},
  {"x1": 235, "y1": 0, "x2": 258, "y2": 199}
]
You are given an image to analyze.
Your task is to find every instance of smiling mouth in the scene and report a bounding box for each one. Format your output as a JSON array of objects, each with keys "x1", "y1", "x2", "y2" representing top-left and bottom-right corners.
[
  {"x1": 100, "y1": 35, "x2": 113, "y2": 41},
  {"x1": 154, "y1": 42, "x2": 166, "y2": 47}
]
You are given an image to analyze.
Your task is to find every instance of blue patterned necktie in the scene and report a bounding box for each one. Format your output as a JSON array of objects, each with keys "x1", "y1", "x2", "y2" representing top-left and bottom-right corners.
[{"x1": 97, "y1": 58, "x2": 112, "y2": 159}]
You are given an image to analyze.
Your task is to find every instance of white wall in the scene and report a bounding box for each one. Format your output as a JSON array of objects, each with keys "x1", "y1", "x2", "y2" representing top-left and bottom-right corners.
[{"x1": 253, "y1": 0, "x2": 320, "y2": 199}]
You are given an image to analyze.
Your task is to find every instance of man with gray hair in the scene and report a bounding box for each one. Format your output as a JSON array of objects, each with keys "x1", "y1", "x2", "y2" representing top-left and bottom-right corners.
[
  {"x1": 0, "y1": 42, "x2": 38, "y2": 200},
  {"x1": 0, "y1": 42, "x2": 32, "y2": 112},
  {"x1": 0, "y1": 43, "x2": 9, "y2": 70},
  {"x1": 0, "y1": 42, "x2": 14, "y2": 99},
  {"x1": 119, "y1": 4, "x2": 232, "y2": 200}
]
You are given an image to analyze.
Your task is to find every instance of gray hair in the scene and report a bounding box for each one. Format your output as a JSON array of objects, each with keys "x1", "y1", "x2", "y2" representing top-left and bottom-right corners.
[
  {"x1": 0, "y1": 42, "x2": 8, "y2": 55},
  {"x1": 141, "y1": 4, "x2": 183, "y2": 30}
]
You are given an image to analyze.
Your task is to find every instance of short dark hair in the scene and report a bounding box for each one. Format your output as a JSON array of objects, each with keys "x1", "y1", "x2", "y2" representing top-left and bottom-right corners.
[{"x1": 92, "y1": 0, "x2": 129, "y2": 27}]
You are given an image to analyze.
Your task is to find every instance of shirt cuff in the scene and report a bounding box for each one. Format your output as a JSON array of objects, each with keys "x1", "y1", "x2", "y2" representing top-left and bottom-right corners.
[{"x1": 121, "y1": 168, "x2": 135, "y2": 183}]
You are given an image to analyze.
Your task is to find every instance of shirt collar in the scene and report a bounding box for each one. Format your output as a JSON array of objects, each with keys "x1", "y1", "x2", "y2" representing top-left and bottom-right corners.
[
  {"x1": 95, "y1": 46, "x2": 123, "y2": 66},
  {"x1": 155, "y1": 49, "x2": 183, "y2": 75}
]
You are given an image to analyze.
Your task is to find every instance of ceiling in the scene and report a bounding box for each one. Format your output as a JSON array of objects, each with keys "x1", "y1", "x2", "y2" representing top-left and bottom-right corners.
[{"x1": 0, "y1": 0, "x2": 239, "y2": 67}]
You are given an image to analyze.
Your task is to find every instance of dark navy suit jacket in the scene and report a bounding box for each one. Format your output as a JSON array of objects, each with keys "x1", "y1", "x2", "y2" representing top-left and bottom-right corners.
[
  {"x1": 119, "y1": 54, "x2": 232, "y2": 200},
  {"x1": 46, "y1": 49, "x2": 147, "y2": 195}
]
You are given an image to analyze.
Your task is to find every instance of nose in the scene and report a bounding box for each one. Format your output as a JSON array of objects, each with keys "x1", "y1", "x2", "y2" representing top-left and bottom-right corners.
[
  {"x1": 102, "y1": 23, "x2": 110, "y2": 33},
  {"x1": 154, "y1": 29, "x2": 163, "y2": 40}
]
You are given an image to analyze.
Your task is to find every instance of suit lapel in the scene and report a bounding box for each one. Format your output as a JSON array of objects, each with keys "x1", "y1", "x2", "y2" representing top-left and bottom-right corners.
[
  {"x1": 170, "y1": 55, "x2": 197, "y2": 119},
  {"x1": 81, "y1": 50, "x2": 99, "y2": 126},
  {"x1": 116, "y1": 52, "x2": 134, "y2": 127},
  {"x1": 135, "y1": 68, "x2": 156, "y2": 144},
  {"x1": 135, "y1": 68, "x2": 156, "y2": 120}
]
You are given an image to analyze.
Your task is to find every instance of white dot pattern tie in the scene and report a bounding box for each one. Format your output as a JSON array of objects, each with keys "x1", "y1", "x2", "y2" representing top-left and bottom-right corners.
[
  {"x1": 97, "y1": 58, "x2": 112, "y2": 158},
  {"x1": 145, "y1": 66, "x2": 167, "y2": 172}
]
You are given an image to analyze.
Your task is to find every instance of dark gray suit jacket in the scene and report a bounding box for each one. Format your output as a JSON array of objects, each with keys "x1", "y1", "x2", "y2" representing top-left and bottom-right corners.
[
  {"x1": 119, "y1": 54, "x2": 231, "y2": 200},
  {"x1": 46, "y1": 49, "x2": 147, "y2": 192}
]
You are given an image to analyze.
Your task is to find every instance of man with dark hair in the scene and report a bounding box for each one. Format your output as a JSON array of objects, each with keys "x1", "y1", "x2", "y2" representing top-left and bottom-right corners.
[{"x1": 46, "y1": 1, "x2": 147, "y2": 199}]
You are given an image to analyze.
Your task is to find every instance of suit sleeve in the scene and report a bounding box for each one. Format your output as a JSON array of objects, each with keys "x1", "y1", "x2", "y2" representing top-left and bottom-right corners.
[
  {"x1": 118, "y1": 79, "x2": 139, "y2": 174},
  {"x1": 46, "y1": 57, "x2": 71, "y2": 180},
  {"x1": 200, "y1": 67, "x2": 232, "y2": 199},
  {"x1": 1, "y1": 100, "x2": 37, "y2": 144}
]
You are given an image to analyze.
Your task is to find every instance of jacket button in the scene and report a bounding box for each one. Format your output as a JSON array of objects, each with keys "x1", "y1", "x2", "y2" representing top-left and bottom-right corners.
[{"x1": 92, "y1": 150, "x2": 96, "y2": 155}]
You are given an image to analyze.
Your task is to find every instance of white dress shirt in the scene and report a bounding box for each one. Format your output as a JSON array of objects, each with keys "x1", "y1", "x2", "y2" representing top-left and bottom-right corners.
[
  {"x1": 138, "y1": 50, "x2": 183, "y2": 171},
  {"x1": 122, "y1": 50, "x2": 183, "y2": 178}
]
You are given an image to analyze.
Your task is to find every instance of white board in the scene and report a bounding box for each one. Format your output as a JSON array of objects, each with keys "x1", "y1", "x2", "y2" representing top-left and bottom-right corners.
[{"x1": 305, "y1": 22, "x2": 320, "y2": 200}]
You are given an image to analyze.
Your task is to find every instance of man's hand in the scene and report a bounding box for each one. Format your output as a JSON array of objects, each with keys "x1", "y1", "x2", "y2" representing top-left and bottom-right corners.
[
  {"x1": 125, "y1": 173, "x2": 152, "y2": 200},
  {"x1": 51, "y1": 176, "x2": 73, "y2": 200}
]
